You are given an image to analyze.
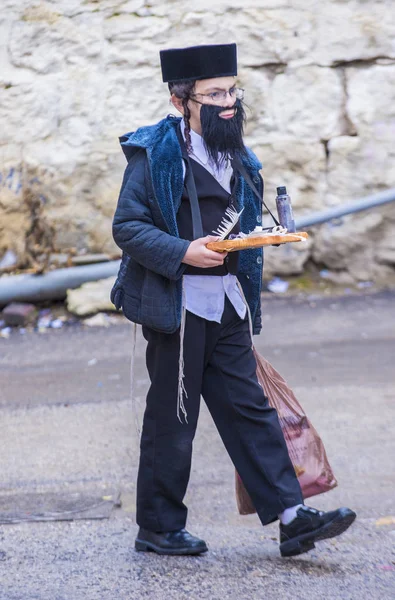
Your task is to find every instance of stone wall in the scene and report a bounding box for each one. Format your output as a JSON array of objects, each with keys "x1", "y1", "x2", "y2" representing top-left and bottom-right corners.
[{"x1": 1, "y1": 0, "x2": 395, "y2": 281}]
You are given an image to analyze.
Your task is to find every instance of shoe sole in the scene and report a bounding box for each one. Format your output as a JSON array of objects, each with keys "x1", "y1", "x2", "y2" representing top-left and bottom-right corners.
[
  {"x1": 135, "y1": 539, "x2": 208, "y2": 556},
  {"x1": 280, "y1": 510, "x2": 356, "y2": 558}
]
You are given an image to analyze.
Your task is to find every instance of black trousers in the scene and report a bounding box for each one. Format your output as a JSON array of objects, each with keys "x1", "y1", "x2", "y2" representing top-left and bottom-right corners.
[{"x1": 137, "y1": 298, "x2": 303, "y2": 532}]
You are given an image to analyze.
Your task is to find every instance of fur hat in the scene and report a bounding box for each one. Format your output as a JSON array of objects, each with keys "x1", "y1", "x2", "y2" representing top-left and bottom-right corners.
[{"x1": 160, "y1": 43, "x2": 237, "y2": 83}]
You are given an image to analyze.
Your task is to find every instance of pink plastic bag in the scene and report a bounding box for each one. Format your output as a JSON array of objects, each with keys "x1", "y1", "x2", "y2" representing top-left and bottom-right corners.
[{"x1": 236, "y1": 348, "x2": 338, "y2": 515}]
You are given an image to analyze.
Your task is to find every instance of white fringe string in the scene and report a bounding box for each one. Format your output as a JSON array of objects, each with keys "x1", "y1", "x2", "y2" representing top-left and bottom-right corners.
[
  {"x1": 177, "y1": 302, "x2": 188, "y2": 423},
  {"x1": 129, "y1": 302, "x2": 189, "y2": 427}
]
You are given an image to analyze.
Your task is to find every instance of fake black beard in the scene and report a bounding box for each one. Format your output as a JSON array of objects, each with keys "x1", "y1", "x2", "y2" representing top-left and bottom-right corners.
[{"x1": 199, "y1": 99, "x2": 247, "y2": 168}]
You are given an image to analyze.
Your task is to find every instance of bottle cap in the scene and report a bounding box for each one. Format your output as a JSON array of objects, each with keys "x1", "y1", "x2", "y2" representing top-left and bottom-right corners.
[{"x1": 277, "y1": 186, "x2": 287, "y2": 195}]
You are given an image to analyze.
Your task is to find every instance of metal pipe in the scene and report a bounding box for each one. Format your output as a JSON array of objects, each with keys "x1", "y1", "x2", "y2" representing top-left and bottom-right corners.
[
  {"x1": 1, "y1": 189, "x2": 394, "y2": 306},
  {"x1": 295, "y1": 188, "x2": 395, "y2": 229},
  {"x1": 0, "y1": 260, "x2": 120, "y2": 306}
]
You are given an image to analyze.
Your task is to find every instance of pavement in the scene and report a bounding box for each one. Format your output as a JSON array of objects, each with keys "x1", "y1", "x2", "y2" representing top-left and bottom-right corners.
[{"x1": 0, "y1": 289, "x2": 394, "y2": 600}]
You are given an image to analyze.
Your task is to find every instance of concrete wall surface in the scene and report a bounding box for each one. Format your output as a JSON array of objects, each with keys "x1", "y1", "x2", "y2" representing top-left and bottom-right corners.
[{"x1": 1, "y1": 0, "x2": 395, "y2": 281}]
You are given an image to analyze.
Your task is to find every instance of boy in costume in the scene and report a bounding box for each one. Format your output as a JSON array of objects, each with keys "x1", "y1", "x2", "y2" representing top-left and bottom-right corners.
[{"x1": 112, "y1": 43, "x2": 356, "y2": 557}]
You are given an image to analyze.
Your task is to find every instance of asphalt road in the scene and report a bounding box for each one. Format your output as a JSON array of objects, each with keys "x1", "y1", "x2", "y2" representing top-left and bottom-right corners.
[{"x1": 0, "y1": 290, "x2": 394, "y2": 600}]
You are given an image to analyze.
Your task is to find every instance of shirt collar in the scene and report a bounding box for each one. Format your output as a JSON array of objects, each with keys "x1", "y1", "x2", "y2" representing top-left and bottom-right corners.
[
  {"x1": 180, "y1": 119, "x2": 210, "y2": 166},
  {"x1": 180, "y1": 119, "x2": 230, "y2": 176}
]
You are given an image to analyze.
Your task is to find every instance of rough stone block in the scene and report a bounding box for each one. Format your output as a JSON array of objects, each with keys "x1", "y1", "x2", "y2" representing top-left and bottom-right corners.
[
  {"x1": 263, "y1": 236, "x2": 313, "y2": 277},
  {"x1": 2, "y1": 302, "x2": 37, "y2": 326},
  {"x1": 66, "y1": 277, "x2": 116, "y2": 316},
  {"x1": 270, "y1": 66, "x2": 345, "y2": 140},
  {"x1": 251, "y1": 139, "x2": 327, "y2": 211},
  {"x1": 310, "y1": 3, "x2": 395, "y2": 66},
  {"x1": 347, "y1": 64, "x2": 395, "y2": 141},
  {"x1": 327, "y1": 136, "x2": 395, "y2": 205}
]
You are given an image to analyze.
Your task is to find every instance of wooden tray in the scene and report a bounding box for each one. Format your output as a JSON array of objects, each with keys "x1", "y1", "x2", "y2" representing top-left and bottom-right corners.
[{"x1": 206, "y1": 231, "x2": 308, "y2": 252}]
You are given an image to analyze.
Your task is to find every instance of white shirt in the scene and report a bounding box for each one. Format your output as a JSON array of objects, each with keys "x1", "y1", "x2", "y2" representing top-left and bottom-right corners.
[{"x1": 180, "y1": 121, "x2": 247, "y2": 323}]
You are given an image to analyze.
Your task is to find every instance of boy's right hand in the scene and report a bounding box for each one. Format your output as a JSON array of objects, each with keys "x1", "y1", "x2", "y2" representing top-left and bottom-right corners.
[{"x1": 182, "y1": 236, "x2": 228, "y2": 268}]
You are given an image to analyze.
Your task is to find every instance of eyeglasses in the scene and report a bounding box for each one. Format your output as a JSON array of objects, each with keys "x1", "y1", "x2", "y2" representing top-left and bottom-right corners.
[{"x1": 190, "y1": 87, "x2": 245, "y2": 104}]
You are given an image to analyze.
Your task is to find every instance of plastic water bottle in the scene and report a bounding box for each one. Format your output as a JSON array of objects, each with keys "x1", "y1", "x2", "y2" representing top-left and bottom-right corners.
[{"x1": 275, "y1": 186, "x2": 296, "y2": 232}]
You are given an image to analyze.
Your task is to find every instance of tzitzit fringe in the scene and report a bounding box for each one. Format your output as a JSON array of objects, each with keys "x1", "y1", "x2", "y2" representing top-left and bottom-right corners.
[
  {"x1": 129, "y1": 304, "x2": 189, "y2": 428},
  {"x1": 177, "y1": 284, "x2": 188, "y2": 423}
]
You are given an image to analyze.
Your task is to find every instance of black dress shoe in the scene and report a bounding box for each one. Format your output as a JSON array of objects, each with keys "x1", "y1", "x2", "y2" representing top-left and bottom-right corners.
[
  {"x1": 135, "y1": 528, "x2": 208, "y2": 556},
  {"x1": 280, "y1": 505, "x2": 356, "y2": 557}
]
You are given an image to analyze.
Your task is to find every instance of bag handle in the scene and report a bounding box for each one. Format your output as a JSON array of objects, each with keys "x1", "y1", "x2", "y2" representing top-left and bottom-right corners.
[{"x1": 231, "y1": 156, "x2": 280, "y2": 227}]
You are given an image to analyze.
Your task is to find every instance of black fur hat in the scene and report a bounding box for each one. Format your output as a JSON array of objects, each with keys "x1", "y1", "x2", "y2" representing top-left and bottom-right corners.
[{"x1": 160, "y1": 43, "x2": 237, "y2": 83}]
